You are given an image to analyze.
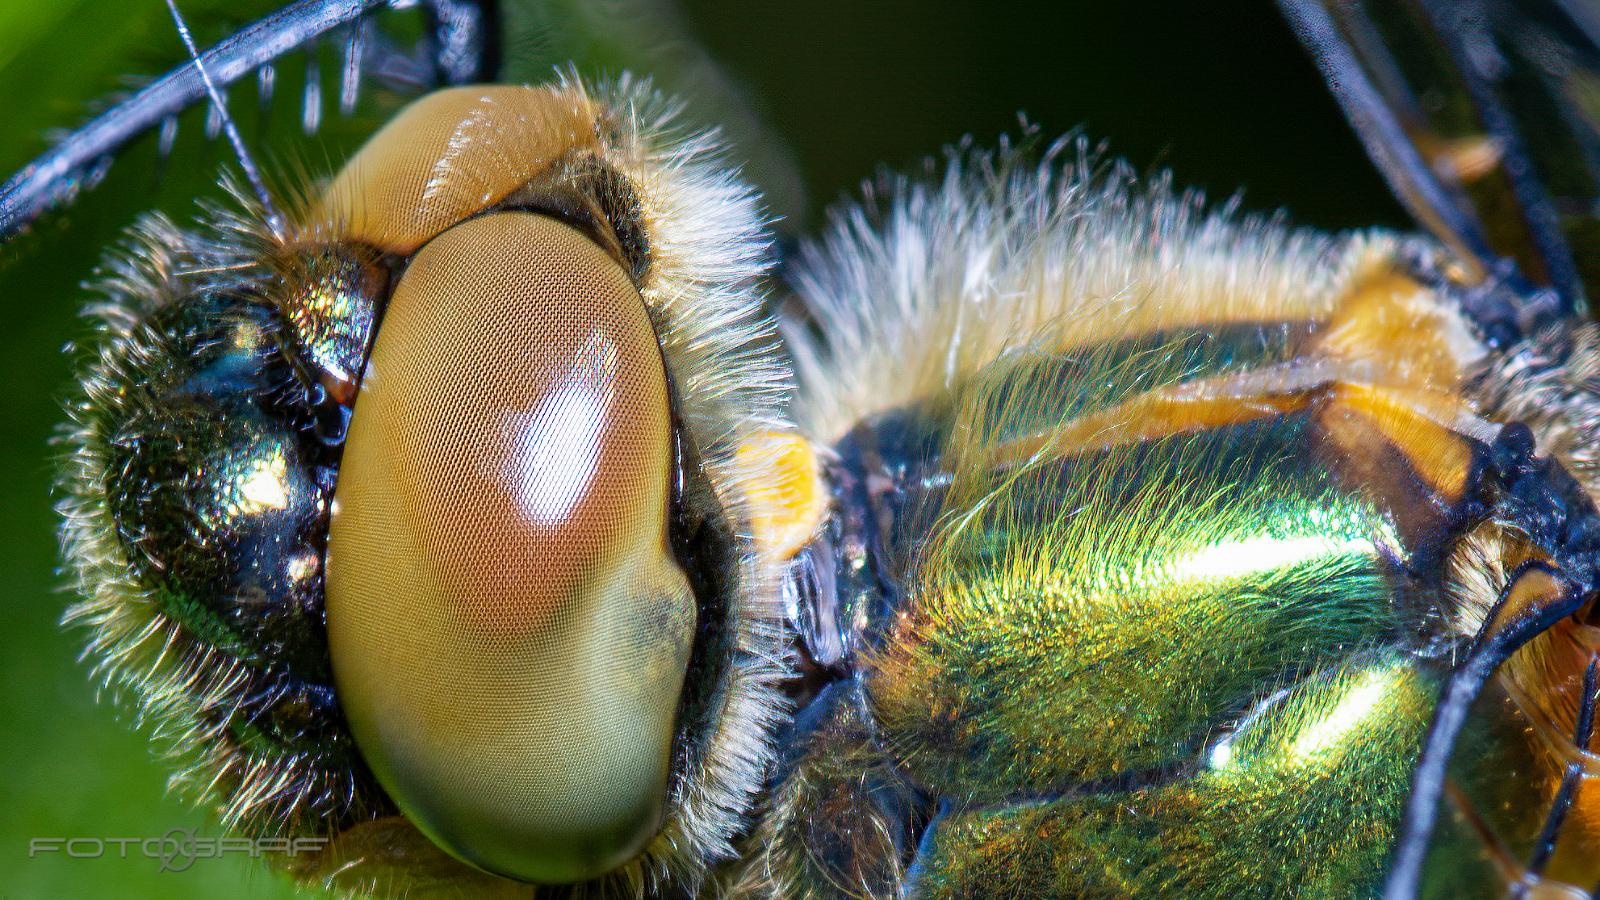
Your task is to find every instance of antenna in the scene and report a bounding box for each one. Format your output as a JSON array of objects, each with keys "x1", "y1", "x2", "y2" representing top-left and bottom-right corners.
[{"x1": 163, "y1": 0, "x2": 287, "y2": 240}]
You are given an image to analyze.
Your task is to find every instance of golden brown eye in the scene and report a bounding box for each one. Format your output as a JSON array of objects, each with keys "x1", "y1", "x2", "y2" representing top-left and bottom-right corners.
[
  {"x1": 307, "y1": 85, "x2": 599, "y2": 254},
  {"x1": 325, "y1": 211, "x2": 696, "y2": 883}
]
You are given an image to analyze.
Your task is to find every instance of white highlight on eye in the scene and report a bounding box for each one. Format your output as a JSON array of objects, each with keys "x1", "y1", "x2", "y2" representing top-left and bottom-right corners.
[
  {"x1": 421, "y1": 97, "x2": 500, "y2": 210},
  {"x1": 500, "y1": 332, "x2": 621, "y2": 525},
  {"x1": 504, "y1": 387, "x2": 609, "y2": 524}
]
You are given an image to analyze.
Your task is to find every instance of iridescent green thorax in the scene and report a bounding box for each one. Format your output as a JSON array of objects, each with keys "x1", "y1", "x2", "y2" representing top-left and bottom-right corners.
[
  {"x1": 872, "y1": 414, "x2": 1412, "y2": 797},
  {"x1": 765, "y1": 202, "x2": 1600, "y2": 895},
  {"x1": 915, "y1": 652, "x2": 1438, "y2": 896},
  {"x1": 762, "y1": 319, "x2": 1456, "y2": 894}
]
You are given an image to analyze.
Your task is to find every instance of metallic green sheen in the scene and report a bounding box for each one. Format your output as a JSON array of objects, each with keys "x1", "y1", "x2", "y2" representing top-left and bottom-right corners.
[
  {"x1": 912, "y1": 653, "x2": 1439, "y2": 897},
  {"x1": 279, "y1": 246, "x2": 384, "y2": 399},
  {"x1": 870, "y1": 414, "x2": 1413, "y2": 799}
]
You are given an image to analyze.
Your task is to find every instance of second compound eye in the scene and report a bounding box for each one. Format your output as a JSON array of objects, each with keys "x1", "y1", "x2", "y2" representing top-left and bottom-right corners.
[{"x1": 325, "y1": 212, "x2": 697, "y2": 883}]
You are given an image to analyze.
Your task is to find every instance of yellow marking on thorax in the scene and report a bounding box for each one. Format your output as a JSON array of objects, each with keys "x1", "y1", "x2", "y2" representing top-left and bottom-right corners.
[
  {"x1": 1318, "y1": 383, "x2": 1478, "y2": 503},
  {"x1": 984, "y1": 387, "x2": 1314, "y2": 468},
  {"x1": 974, "y1": 364, "x2": 1483, "y2": 506},
  {"x1": 736, "y1": 430, "x2": 827, "y2": 562},
  {"x1": 1310, "y1": 266, "x2": 1487, "y2": 396}
]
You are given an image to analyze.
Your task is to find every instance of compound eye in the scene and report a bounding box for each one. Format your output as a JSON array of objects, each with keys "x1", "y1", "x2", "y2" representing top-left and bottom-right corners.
[{"x1": 326, "y1": 212, "x2": 696, "y2": 883}]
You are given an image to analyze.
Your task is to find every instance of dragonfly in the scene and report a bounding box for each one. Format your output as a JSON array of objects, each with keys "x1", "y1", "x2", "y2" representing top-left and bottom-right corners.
[{"x1": 6, "y1": 0, "x2": 1600, "y2": 896}]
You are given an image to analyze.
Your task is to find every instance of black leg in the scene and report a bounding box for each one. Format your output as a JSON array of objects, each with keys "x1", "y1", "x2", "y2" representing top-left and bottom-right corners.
[
  {"x1": 1518, "y1": 657, "x2": 1598, "y2": 896},
  {"x1": 1385, "y1": 562, "x2": 1588, "y2": 900}
]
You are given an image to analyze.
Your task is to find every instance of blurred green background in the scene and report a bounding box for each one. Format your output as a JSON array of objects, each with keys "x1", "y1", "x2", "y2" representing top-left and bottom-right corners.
[{"x1": 0, "y1": 1, "x2": 1402, "y2": 897}]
